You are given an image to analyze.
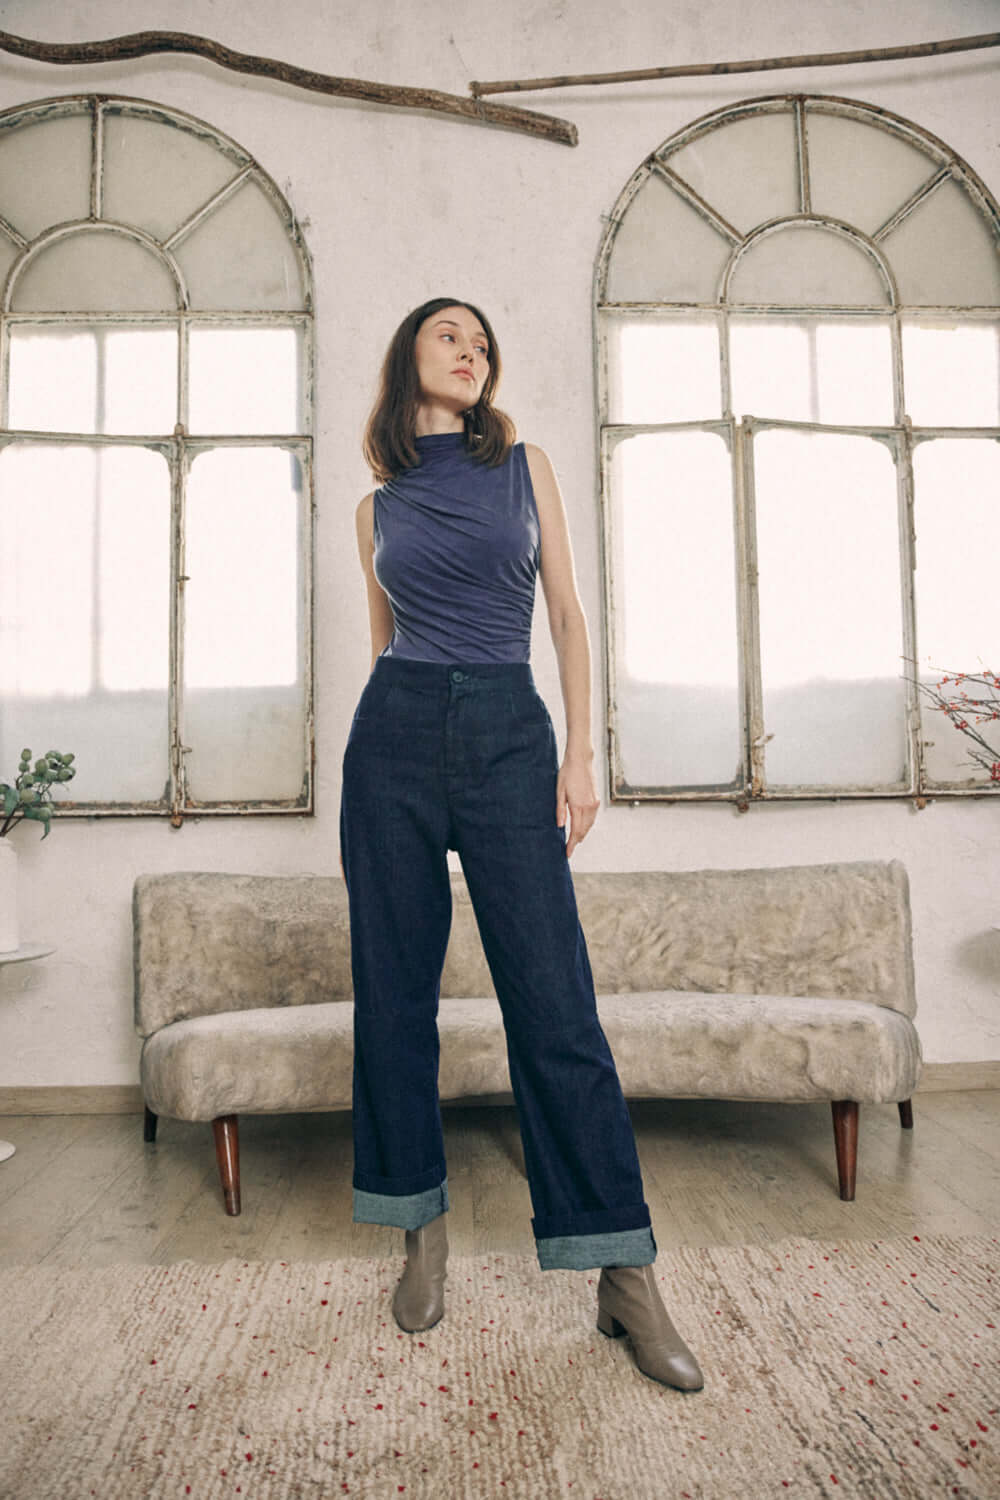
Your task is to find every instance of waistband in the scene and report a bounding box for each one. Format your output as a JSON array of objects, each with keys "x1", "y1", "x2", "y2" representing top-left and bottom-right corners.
[{"x1": 372, "y1": 655, "x2": 535, "y2": 691}]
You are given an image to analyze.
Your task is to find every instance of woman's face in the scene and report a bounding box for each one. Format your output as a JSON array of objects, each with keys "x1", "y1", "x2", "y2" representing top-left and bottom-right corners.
[{"x1": 413, "y1": 304, "x2": 490, "y2": 415}]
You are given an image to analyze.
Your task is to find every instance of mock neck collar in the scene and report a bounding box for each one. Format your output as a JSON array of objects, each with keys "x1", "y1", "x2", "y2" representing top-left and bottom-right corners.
[{"x1": 415, "y1": 430, "x2": 466, "y2": 448}]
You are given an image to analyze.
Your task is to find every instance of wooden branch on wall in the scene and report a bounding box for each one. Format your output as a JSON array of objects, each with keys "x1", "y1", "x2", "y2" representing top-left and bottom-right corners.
[
  {"x1": 0, "y1": 28, "x2": 578, "y2": 146},
  {"x1": 470, "y1": 31, "x2": 1000, "y2": 96}
]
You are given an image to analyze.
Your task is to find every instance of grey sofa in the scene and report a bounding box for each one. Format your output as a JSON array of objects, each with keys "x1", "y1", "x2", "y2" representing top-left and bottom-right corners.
[{"x1": 134, "y1": 860, "x2": 921, "y2": 1214}]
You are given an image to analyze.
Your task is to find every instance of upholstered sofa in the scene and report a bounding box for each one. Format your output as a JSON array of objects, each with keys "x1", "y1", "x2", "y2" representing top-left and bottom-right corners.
[{"x1": 134, "y1": 860, "x2": 921, "y2": 1214}]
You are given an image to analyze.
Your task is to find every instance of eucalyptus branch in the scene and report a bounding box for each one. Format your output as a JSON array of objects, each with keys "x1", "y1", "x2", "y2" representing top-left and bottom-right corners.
[{"x1": 0, "y1": 749, "x2": 77, "y2": 839}]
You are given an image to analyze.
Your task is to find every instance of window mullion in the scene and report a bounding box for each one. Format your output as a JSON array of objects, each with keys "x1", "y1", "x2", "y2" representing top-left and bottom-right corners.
[
  {"x1": 599, "y1": 426, "x2": 624, "y2": 799},
  {"x1": 897, "y1": 422, "x2": 923, "y2": 798},
  {"x1": 0, "y1": 311, "x2": 8, "y2": 429},
  {"x1": 890, "y1": 307, "x2": 906, "y2": 426},
  {"x1": 302, "y1": 441, "x2": 316, "y2": 810},
  {"x1": 169, "y1": 438, "x2": 189, "y2": 825},
  {"x1": 718, "y1": 305, "x2": 732, "y2": 419},
  {"x1": 737, "y1": 419, "x2": 766, "y2": 795},
  {"x1": 178, "y1": 313, "x2": 189, "y2": 434},
  {"x1": 90, "y1": 98, "x2": 104, "y2": 221}
]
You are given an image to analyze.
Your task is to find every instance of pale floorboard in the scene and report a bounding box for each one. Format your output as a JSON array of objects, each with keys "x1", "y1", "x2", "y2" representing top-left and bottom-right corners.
[{"x1": 0, "y1": 1092, "x2": 997, "y2": 1268}]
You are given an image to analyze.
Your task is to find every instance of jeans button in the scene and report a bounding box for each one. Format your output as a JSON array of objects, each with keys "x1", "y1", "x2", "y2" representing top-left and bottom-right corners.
[{"x1": 451, "y1": 670, "x2": 465, "y2": 684}]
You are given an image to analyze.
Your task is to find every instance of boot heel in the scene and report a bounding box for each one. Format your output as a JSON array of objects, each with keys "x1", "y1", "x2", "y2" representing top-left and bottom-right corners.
[{"x1": 597, "y1": 1306, "x2": 625, "y2": 1338}]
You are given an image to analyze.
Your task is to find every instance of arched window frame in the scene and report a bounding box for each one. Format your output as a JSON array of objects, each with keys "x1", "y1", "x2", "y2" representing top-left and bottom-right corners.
[
  {"x1": 595, "y1": 92, "x2": 1000, "y2": 805},
  {"x1": 0, "y1": 93, "x2": 315, "y2": 821}
]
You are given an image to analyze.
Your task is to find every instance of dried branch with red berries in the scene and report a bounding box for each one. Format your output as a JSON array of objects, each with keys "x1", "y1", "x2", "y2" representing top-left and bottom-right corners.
[{"x1": 917, "y1": 669, "x2": 1000, "y2": 782}]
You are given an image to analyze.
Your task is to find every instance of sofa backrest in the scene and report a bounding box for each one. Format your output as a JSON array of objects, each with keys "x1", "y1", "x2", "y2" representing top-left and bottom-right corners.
[
  {"x1": 134, "y1": 873, "x2": 353, "y2": 1037},
  {"x1": 134, "y1": 859, "x2": 915, "y2": 1037},
  {"x1": 444, "y1": 860, "x2": 915, "y2": 1016}
]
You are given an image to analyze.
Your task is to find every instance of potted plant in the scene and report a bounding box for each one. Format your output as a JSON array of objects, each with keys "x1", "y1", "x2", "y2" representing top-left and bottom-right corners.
[{"x1": 0, "y1": 749, "x2": 77, "y2": 953}]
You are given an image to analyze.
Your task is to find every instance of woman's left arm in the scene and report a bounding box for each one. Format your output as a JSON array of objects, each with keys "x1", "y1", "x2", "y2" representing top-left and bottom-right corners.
[{"x1": 524, "y1": 443, "x2": 601, "y2": 857}]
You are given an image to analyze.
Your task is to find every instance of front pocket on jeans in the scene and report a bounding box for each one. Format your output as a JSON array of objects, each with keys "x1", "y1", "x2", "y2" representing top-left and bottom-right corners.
[
  {"x1": 508, "y1": 689, "x2": 550, "y2": 725},
  {"x1": 352, "y1": 673, "x2": 397, "y2": 722}
]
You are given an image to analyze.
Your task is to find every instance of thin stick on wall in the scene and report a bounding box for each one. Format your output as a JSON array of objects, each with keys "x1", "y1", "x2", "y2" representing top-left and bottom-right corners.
[
  {"x1": 0, "y1": 28, "x2": 578, "y2": 146},
  {"x1": 469, "y1": 31, "x2": 1000, "y2": 96}
]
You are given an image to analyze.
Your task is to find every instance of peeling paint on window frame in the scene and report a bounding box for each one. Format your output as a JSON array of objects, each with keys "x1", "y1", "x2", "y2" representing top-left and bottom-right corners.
[
  {"x1": 0, "y1": 94, "x2": 316, "y2": 823},
  {"x1": 594, "y1": 93, "x2": 1000, "y2": 807}
]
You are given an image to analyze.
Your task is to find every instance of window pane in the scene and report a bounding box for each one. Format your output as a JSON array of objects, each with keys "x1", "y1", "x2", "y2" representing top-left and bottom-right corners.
[
  {"x1": 609, "y1": 429, "x2": 741, "y2": 789},
  {"x1": 666, "y1": 108, "x2": 798, "y2": 236},
  {"x1": 102, "y1": 107, "x2": 244, "y2": 243},
  {"x1": 8, "y1": 330, "x2": 97, "y2": 433},
  {"x1": 11, "y1": 231, "x2": 179, "y2": 314},
  {"x1": 9, "y1": 327, "x2": 177, "y2": 435},
  {"x1": 0, "y1": 110, "x2": 91, "y2": 241},
  {"x1": 881, "y1": 177, "x2": 1000, "y2": 307},
  {"x1": 730, "y1": 317, "x2": 894, "y2": 425},
  {"x1": 729, "y1": 225, "x2": 889, "y2": 307},
  {"x1": 0, "y1": 443, "x2": 170, "y2": 802},
  {"x1": 606, "y1": 170, "x2": 731, "y2": 304},
  {"x1": 174, "y1": 179, "x2": 306, "y2": 311},
  {"x1": 98, "y1": 450, "x2": 172, "y2": 696},
  {"x1": 184, "y1": 448, "x2": 307, "y2": 802},
  {"x1": 902, "y1": 320, "x2": 1000, "y2": 427},
  {"x1": 753, "y1": 428, "x2": 906, "y2": 788},
  {"x1": 189, "y1": 327, "x2": 302, "y2": 434},
  {"x1": 605, "y1": 315, "x2": 720, "y2": 423},
  {"x1": 805, "y1": 110, "x2": 938, "y2": 238},
  {"x1": 913, "y1": 439, "x2": 1000, "y2": 785}
]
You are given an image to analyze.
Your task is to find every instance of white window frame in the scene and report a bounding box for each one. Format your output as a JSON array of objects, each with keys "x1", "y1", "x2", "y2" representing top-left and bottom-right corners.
[
  {"x1": 0, "y1": 94, "x2": 315, "y2": 821},
  {"x1": 595, "y1": 94, "x2": 1000, "y2": 805}
]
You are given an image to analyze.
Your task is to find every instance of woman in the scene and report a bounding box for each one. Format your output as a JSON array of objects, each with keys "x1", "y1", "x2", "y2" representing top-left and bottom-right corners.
[{"x1": 340, "y1": 297, "x2": 703, "y2": 1392}]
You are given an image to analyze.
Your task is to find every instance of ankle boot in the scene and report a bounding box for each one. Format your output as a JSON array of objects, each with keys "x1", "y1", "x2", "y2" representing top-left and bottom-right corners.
[
  {"x1": 392, "y1": 1211, "x2": 448, "y2": 1332},
  {"x1": 597, "y1": 1264, "x2": 704, "y2": 1391}
]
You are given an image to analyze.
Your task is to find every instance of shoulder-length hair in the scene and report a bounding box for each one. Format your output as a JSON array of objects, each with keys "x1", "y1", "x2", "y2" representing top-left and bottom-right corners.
[{"x1": 363, "y1": 297, "x2": 516, "y2": 482}]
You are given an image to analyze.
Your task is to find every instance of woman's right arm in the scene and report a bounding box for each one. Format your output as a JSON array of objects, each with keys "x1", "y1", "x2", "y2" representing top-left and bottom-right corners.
[{"x1": 355, "y1": 492, "x2": 394, "y2": 671}]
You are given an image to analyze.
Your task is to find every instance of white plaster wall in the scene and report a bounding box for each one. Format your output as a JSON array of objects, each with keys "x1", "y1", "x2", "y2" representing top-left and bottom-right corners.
[{"x1": 0, "y1": 0, "x2": 997, "y2": 1085}]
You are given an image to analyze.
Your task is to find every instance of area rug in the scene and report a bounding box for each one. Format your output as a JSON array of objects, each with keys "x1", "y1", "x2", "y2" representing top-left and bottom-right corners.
[{"x1": 1, "y1": 1235, "x2": 996, "y2": 1499}]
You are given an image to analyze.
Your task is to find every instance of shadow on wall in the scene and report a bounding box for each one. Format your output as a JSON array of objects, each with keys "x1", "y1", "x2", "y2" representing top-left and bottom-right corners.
[{"x1": 954, "y1": 928, "x2": 1000, "y2": 985}]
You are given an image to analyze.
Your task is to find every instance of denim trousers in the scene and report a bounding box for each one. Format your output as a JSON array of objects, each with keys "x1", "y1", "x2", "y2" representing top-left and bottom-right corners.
[{"x1": 339, "y1": 655, "x2": 656, "y2": 1272}]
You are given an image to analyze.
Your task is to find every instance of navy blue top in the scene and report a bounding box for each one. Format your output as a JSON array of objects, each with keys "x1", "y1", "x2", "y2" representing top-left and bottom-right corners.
[{"x1": 373, "y1": 431, "x2": 540, "y2": 664}]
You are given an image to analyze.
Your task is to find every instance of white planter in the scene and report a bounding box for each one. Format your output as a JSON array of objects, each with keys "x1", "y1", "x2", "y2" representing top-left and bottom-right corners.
[{"x1": 0, "y1": 839, "x2": 18, "y2": 953}]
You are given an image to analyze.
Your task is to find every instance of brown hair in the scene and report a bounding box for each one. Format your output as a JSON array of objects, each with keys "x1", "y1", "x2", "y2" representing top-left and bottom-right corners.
[{"x1": 363, "y1": 297, "x2": 516, "y2": 482}]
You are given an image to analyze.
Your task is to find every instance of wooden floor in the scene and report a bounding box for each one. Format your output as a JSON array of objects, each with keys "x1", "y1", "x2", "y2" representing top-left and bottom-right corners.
[{"x1": 1, "y1": 1092, "x2": 998, "y2": 1267}]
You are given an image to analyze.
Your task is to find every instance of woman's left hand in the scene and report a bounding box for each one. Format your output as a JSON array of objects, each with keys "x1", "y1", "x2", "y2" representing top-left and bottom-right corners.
[{"x1": 557, "y1": 753, "x2": 600, "y2": 857}]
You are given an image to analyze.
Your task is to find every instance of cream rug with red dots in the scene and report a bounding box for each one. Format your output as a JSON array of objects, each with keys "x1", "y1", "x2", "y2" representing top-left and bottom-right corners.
[{"x1": 1, "y1": 1235, "x2": 996, "y2": 1499}]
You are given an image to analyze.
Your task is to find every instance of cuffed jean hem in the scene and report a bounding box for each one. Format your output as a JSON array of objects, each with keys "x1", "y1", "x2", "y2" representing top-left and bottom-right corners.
[
  {"x1": 353, "y1": 1180, "x2": 449, "y2": 1231},
  {"x1": 535, "y1": 1226, "x2": 657, "y2": 1272}
]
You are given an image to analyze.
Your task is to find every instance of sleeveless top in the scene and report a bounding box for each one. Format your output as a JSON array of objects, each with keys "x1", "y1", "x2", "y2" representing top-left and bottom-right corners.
[{"x1": 373, "y1": 431, "x2": 540, "y2": 663}]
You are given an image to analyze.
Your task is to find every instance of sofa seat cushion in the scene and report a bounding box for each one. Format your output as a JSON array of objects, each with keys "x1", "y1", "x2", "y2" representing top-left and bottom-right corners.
[
  {"x1": 141, "y1": 990, "x2": 920, "y2": 1122},
  {"x1": 142, "y1": 1002, "x2": 356, "y2": 1120},
  {"x1": 141, "y1": 998, "x2": 520, "y2": 1120},
  {"x1": 596, "y1": 992, "x2": 921, "y2": 1103}
]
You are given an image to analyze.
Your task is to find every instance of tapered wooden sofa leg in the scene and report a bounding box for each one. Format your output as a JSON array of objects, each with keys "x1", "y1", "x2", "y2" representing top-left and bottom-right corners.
[
  {"x1": 831, "y1": 1100, "x2": 859, "y2": 1201},
  {"x1": 898, "y1": 1099, "x2": 914, "y2": 1129},
  {"x1": 143, "y1": 1105, "x2": 158, "y2": 1143},
  {"x1": 213, "y1": 1115, "x2": 242, "y2": 1216}
]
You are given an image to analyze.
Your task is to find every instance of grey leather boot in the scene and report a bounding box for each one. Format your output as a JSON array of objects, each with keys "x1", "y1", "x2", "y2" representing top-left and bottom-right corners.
[
  {"x1": 392, "y1": 1211, "x2": 448, "y2": 1332},
  {"x1": 597, "y1": 1264, "x2": 704, "y2": 1390}
]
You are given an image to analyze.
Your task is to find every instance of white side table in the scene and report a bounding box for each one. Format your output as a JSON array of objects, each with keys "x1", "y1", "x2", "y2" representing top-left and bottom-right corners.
[{"x1": 0, "y1": 945, "x2": 55, "y2": 1162}]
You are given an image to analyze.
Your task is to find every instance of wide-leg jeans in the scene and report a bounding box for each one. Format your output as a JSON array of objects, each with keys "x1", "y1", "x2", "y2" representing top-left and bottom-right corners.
[{"x1": 339, "y1": 655, "x2": 656, "y2": 1271}]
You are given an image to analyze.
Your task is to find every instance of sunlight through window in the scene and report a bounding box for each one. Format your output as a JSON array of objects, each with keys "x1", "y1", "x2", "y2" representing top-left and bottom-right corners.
[
  {"x1": 730, "y1": 318, "x2": 894, "y2": 425},
  {"x1": 184, "y1": 448, "x2": 301, "y2": 689},
  {"x1": 902, "y1": 322, "x2": 1000, "y2": 427},
  {"x1": 189, "y1": 327, "x2": 301, "y2": 434},
  {"x1": 9, "y1": 326, "x2": 177, "y2": 434},
  {"x1": 754, "y1": 429, "x2": 907, "y2": 787},
  {"x1": 607, "y1": 318, "x2": 720, "y2": 424}
]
